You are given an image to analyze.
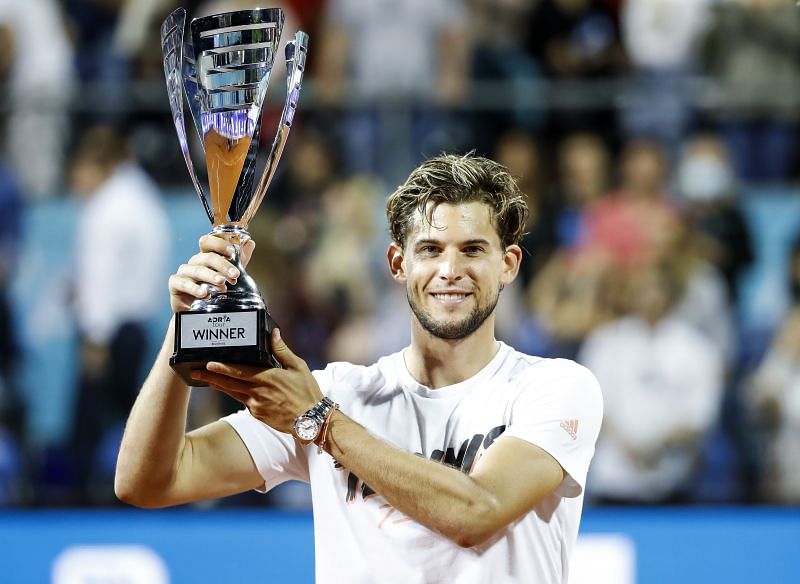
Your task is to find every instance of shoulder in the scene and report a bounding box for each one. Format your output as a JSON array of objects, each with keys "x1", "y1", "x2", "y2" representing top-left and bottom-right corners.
[
  {"x1": 524, "y1": 358, "x2": 600, "y2": 397},
  {"x1": 506, "y1": 349, "x2": 603, "y2": 414},
  {"x1": 312, "y1": 351, "x2": 403, "y2": 401},
  {"x1": 504, "y1": 345, "x2": 598, "y2": 387}
]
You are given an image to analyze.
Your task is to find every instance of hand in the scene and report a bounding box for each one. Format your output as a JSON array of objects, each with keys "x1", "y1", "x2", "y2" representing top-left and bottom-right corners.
[
  {"x1": 168, "y1": 234, "x2": 256, "y2": 313},
  {"x1": 190, "y1": 328, "x2": 324, "y2": 434}
]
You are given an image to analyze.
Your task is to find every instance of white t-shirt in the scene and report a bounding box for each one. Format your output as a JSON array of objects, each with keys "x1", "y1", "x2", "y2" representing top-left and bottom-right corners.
[
  {"x1": 579, "y1": 315, "x2": 723, "y2": 502},
  {"x1": 74, "y1": 163, "x2": 170, "y2": 344},
  {"x1": 224, "y1": 342, "x2": 603, "y2": 584}
]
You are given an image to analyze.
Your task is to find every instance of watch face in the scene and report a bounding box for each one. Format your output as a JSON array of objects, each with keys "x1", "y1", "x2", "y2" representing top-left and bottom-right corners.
[{"x1": 295, "y1": 415, "x2": 320, "y2": 441}]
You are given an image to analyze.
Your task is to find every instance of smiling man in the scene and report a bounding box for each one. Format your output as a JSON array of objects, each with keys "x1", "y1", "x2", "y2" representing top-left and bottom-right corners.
[{"x1": 115, "y1": 153, "x2": 603, "y2": 584}]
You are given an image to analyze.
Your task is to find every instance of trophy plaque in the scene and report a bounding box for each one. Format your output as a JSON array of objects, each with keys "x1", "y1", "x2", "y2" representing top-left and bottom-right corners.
[{"x1": 160, "y1": 7, "x2": 308, "y2": 384}]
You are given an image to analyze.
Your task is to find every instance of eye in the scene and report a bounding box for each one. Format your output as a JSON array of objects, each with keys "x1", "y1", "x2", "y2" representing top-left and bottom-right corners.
[
  {"x1": 463, "y1": 246, "x2": 484, "y2": 256},
  {"x1": 417, "y1": 245, "x2": 440, "y2": 256}
]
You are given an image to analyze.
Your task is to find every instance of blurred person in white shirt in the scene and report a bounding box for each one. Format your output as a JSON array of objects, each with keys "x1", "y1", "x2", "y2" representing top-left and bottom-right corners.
[
  {"x1": 68, "y1": 125, "x2": 169, "y2": 504},
  {"x1": 580, "y1": 259, "x2": 724, "y2": 503},
  {"x1": 0, "y1": 0, "x2": 74, "y2": 198}
]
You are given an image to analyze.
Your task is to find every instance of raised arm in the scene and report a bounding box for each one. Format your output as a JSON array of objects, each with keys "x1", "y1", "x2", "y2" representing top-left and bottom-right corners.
[{"x1": 114, "y1": 235, "x2": 263, "y2": 508}]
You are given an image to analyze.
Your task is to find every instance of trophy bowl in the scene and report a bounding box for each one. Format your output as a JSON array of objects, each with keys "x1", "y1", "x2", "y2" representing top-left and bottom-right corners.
[{"x1": 160, "y1": 7, "x2": 308, "y2": 384}]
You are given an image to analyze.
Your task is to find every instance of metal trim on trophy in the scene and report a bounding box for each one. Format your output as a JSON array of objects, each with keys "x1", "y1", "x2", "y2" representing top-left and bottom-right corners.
[{"x1": 160, "y1": 7, "x2": 308, "y2": 384}]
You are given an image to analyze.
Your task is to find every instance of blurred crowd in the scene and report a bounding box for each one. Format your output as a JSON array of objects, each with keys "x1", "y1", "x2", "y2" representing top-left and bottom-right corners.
[{"x1": 0, "y1": 0, "x2": 799, "y2": 508}]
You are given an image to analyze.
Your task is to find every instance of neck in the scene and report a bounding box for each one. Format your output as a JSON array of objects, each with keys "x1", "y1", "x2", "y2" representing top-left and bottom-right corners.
[{"x1": 404, "y1": 317, "x2": 500, "y2": 389}]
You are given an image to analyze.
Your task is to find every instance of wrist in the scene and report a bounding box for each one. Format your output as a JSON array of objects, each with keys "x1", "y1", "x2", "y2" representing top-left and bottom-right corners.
[
  {"x1": 292, "y1": 397, "x2": 338, "y2": 451},
  {"x1": 314, "y1": 404, "x2": 340, "y2": 454}
]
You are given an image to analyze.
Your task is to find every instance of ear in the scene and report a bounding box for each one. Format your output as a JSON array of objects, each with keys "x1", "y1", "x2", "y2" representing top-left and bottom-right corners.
[
  {"x1": 387, "y1": 242, "x2": 407, "y2": 282},
  {"x1": 500, "y1": 244, "x2": 522, "y2": 286}
]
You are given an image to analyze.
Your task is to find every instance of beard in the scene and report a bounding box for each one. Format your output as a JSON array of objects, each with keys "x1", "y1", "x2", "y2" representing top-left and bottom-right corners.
[{"x1": 408, "y1": 289, "x2": 500, "y2": 340}]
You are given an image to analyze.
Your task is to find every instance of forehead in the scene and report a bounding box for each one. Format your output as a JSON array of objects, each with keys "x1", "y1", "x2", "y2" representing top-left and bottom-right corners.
[{"x1": 407, "y1": 201, "x2": 500, "y2": 244}]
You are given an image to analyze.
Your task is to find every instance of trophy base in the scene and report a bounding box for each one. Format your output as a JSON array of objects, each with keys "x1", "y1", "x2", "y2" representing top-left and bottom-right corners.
[{"x1": 170, "y1": 307, "x2": 280, "y2": 386}]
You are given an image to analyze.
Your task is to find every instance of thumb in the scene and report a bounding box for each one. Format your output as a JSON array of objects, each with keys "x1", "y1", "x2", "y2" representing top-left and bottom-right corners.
[
  {"x1": 241, "y1": 239, "x2": 256, "y2": 267},
  {"x1": 271, "y1": 328, "x2": 300, "y2": 368}
]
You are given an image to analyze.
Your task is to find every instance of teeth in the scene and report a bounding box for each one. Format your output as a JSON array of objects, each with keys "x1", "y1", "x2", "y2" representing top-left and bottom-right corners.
[{"x1": 433, "y1": 293, "x2": 466, "y2": 301}]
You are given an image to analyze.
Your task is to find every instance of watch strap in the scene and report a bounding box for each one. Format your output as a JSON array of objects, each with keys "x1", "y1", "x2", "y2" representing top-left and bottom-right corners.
[
  {"x1": 294, "y1": 397, "x2": 336, "y2": 442},
  {"x1": 316, "y1": 402, "x2": 339, "y2": 454}
]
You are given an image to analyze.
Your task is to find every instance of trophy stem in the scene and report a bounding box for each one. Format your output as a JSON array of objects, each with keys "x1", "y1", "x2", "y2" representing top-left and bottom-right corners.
[{"x1": 190, "y1": 224, "x2": 264, "y2": 311}]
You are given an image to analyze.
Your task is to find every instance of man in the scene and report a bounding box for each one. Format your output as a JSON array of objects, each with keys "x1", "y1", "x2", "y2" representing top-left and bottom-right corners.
[
  {"x1": 115, "y1": 154, "x2": 602, "y2": 583},
  {"x1": 71, "y1": 125, "x2": 170, "y2": 503}
]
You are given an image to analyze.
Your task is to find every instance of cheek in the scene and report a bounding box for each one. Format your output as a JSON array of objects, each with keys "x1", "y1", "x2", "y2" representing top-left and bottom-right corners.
[{"x1": 407, "y1": 264, "x2": 434, "y2": 287}]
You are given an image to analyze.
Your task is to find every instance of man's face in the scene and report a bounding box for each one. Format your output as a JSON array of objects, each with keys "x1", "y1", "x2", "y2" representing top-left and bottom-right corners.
[{"x1": 388, "y1": 202, "x2": 521, "y2": 340}]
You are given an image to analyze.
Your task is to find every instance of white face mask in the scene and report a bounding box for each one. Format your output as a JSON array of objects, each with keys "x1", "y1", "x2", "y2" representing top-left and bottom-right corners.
[{"x1": 677, "y1": 155, "x2": 735, "y2": 202}]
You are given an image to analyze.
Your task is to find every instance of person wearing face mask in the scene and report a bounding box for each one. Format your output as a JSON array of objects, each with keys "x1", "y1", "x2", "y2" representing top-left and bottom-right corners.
[{"x1": 675, "y1": 134, "x2": 753, "y2": 305}]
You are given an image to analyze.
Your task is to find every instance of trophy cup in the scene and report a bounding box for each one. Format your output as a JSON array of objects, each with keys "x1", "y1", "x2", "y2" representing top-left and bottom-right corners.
[{"x1": 160, "y1": 7, "x2": 308, "y2": 384}]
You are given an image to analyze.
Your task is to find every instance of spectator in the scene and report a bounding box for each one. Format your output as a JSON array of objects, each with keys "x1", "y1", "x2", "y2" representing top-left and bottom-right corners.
[
  {"x1": 669, "y1": 221, "x2": 736, "y2": 367},
  {"x1": 494, "y1": 129, "x2": 554, "y2": 284},
  {"x1": 491, "y1": 130, "x2": 549, "y2": 344},
  {"x1": 675, "y1": 134, "x2": 754, "y2": 304},
  {"x1": 746, "y1": 238, "x2": 800, "y2": 503},
  {"x1": 68, "y1": 125, "x2": 170, "y2": 504},
  {"x1": 306, "y1": 176, "x2": 384, "y2": 361},
  {"x1": 314, "y1": 0, "x2": 470, "y2": 183},
  {"x1": 586, "y1": 136, "x2": 735, "y2": 365},
  {"x1": 582, "y1": 138, "x2": 680, "y2": 269},
  {"x1": 247, "y1": 127, "x2": 354, "y2": 371},
  {"x1": 468, "y1": 0, "x2": 543, "y2": 154},
  {"x1": 700, "y1": 0, "x2": 800, "y2": 183},
  {"x1": 525, "y1": 0, "x2": 624, "y2": 143},
  {"x1": 527, "y1": 246, "x2": 618, "y2": 359},
  {"x1": 0, "y1": 0, "x2": 74, "y2": 197},
  {"x1": 619, "y1": 0, "x2": 713, "y2": 157},
  {"x1": 580, "y1": 259, "x2": 725, "y2": 503},
  {"x1": 552, "y1": 132, "x2": 611, "y2": 250}
]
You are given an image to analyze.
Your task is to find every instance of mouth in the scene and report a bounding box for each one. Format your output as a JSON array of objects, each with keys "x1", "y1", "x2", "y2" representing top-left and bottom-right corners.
[{"x1": 429, "y1": 292, "x2": 472, "y2": 304}]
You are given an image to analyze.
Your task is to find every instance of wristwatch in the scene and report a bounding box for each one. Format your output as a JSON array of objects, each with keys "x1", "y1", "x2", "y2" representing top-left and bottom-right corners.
[{"x1": 293, "y1": 397, "x2": 336, "y2": 443}]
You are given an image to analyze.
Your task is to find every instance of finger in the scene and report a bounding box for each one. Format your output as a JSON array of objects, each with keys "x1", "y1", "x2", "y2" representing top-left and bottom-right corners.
[
  {"x1": 241, "y1": 239, "x2": 256, "y2": 266},
  {"x1": 199, "y1": 234, "x2": 236, "y2": 258},
  {"x1": 169, "y1": 274, "x2": 215, "y2": 300},
  {"x1": 191, "y1": 369, "x2": 255, "y2": 394},
  {"x1": 271, "y1": 328, "x2": 302, "y2": 369},
  {"x1": 177, "y1": 263, "x2": 233, "y2": 288},
  {"x1": 206, "y1": 383, "x2": 251, "y2": 405},
  {"x1": 205, "y1": 361, "x2": 267, "y2": 381},
  {"x1": 187, "y1": 253, "x2": 240, "y2": 282}
]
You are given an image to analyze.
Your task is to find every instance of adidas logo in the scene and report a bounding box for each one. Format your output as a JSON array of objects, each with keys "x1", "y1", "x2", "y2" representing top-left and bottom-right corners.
[{"x1": 560, "y1": 419, "x2": 579, "y2": 441}]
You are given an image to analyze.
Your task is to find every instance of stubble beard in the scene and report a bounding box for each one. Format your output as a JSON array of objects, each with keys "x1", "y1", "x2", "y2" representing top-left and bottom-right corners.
[{"x1": 407, "y1": 289, "x2": 500, "y2": 340}]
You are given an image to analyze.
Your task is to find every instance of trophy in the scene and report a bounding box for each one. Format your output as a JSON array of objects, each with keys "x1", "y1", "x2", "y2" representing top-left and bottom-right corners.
[{"x1": 160, "y1": 7, "x2": 308, "y2": 384}]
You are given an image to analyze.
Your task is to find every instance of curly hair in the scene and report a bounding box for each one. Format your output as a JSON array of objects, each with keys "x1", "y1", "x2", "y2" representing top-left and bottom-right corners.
[{"x1": 385, "y1": 153, "x2": 529, "y2": 249}]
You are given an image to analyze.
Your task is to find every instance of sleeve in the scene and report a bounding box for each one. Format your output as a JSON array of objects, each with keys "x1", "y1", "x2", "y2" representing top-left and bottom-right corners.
[
  {"x1": 504, "y1": 361, "x2": 603, "y2": 498},
  {"x1": 221, "y1": 365, "x2": 338, "y2": 492},
  {"x1": 222, "y1": 410, "x2": 310, "y2": 493}
]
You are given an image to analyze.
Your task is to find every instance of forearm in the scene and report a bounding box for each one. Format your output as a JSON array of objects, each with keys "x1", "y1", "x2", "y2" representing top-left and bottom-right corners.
[
  {"x1": 323, "y1": 411, "x2": 502, "y2": 547},
  {"x1": 115, "y1": 318, "x2": 191, "y2": 506}
]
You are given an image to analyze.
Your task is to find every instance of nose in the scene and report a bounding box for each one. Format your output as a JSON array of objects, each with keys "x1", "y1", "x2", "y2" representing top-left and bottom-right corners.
[{"x1": 437, "y1": 248, "x2": 464, "y2": 282}]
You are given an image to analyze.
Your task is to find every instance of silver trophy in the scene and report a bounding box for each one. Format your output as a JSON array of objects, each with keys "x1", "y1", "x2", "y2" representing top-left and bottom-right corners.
[{"x1": 160, "y1": 7, "x2": 308, "y2": 384}]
